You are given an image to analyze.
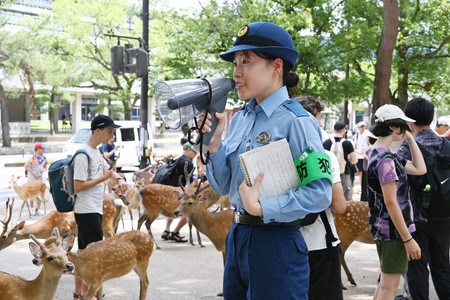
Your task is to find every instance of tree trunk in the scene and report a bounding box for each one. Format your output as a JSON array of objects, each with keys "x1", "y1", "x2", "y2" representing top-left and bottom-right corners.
[
  {"x1": 0, "y1": 84, "x2": 12, "y2": 147},
  {"x1": 372, "y1": 0, "x2": 399, "y2": 119}
]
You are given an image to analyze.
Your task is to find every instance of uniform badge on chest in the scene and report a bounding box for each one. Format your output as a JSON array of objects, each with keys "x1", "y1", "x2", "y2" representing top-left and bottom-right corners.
[{"x1": 255, "y1": 131, "x2": 271, "y2": 145}]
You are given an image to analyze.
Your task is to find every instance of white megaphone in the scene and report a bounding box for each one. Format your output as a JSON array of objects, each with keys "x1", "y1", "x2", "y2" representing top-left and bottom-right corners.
[{"x1": 155, "y1": 78, "x2": 235, "y2": 152}]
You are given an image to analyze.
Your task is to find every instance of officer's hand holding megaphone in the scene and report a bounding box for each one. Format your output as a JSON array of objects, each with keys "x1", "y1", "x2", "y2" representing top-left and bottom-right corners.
[{"x1": 197, "y1": 111, "x2": 226, "y2": 154}]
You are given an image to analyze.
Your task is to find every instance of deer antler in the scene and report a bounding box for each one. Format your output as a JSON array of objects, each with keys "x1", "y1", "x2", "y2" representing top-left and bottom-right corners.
[
  {"x1": 1, "y1": 198, "x2": 14, "y2": 238},
  {"x1": 194, "y1": 180, "x2": 210, "y2": 196},
  {"x1": 179, "y1": 161, "x2": 195, "y2": 193}
]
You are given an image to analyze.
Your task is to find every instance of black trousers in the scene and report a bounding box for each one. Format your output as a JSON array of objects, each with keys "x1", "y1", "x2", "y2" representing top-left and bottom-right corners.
[
  {"x1": 308, "y1": 246, "x2": 344, "y2": 300},
  {"x1": 407, "y1": 219, "x2": 450, "y2": 300}
]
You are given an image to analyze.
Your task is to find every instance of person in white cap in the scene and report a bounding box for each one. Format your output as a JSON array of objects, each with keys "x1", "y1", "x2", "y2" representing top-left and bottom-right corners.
[
  {"x1": 434, "y1": 116, "x2": 450, "y2": 136},
  {"x1": 367, "y1": 104, "x2": 426, "y2": 300},
  {"x1": 354, "y1": 121, "x2": 368, "y2": 192}
]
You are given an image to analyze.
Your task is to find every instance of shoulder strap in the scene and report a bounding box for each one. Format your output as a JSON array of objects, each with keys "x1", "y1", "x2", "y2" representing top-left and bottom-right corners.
[
  {"x1": 71, "y1": 150, "x2": 91, "y2": 178},
  {"x1": 283, "y1": 100, "x2": 309, "y2": 117},
  {"x1": 319, "y1": 211, "x2": 338, "y2": 256}
]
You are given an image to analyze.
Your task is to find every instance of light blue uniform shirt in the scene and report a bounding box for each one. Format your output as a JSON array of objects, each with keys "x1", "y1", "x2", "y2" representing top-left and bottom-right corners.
[{"x1": 206, "y1": 86, "x2": 332, "y2": 223}]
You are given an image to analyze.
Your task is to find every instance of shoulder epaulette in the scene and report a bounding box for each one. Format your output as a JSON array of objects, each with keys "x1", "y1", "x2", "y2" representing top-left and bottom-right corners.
[{"x1": 282, "y1": 99, "x2": 309, "y2": 117}]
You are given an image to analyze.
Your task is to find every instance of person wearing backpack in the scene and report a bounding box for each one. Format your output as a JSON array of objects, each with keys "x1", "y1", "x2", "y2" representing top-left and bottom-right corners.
[
  {"x1": 396, "y1": 98, "x2": 450, "y2": 300},
  {"x1": 158, "y1": 141, "x2": 197, "y2": 243},
  {"x1": 323, "y1": 121, "x2": 358, "y2": 200},
  {"x1": 72, "y1": 114, "x2": 128, "y2": 300},
  {"x1": 367, "y1": 104, "x2": 426, "y2": 300}
]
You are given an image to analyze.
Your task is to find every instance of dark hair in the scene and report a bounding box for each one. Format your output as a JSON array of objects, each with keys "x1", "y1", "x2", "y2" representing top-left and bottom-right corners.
[
  {"x1": 404, "y1": 97, "x2": 435, "y2": 126},
  {"x1": 368, "y1": 137, "x2": 377, "y2": 145},
  {"x1": 370, "y1": 119, "x2": 409, "y2": 137},
  {"x1": 249, "y1": 50, "x2": 298, "y2": 88},
  {"x1": 293, "y1": 95, "x2": 324, "y2": 117}
]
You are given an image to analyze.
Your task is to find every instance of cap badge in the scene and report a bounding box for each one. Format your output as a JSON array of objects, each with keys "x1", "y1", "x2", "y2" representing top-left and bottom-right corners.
[{"x1": 237, "y1": 25, "x2": 249, "y2": 37}]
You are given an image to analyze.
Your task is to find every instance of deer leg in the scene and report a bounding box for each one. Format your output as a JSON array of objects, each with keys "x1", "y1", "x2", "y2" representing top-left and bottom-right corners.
[
  {"x1": 340, "y1": 249, "x2": 357, "y2": 286},
  {"x1": 188, "y1": 220, "x2": 195, "y2": 246},
  {"x1": 137, "y1": 214, "x2": 148, "y2": 230},
  {"x1": 96, "y1": 285, "x2": 103, "y2": 300},
  {"x1": 128, "y1": 207, "x2": 134, "y2": 230},
  {"x1": 196, "y1": 227, "x2": 204, "y2": 248},
  {"x1": 84, "y1": 283, "x2": 102, "y2": 300},
  {"x1": 134, "y1": 265, "x2": 149, "y2": 300}
]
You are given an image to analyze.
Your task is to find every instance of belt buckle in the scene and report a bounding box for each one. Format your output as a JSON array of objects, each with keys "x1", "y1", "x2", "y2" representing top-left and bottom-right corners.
[{"x1": 234, "y1": 211, "x2": 241, "y2": 224}]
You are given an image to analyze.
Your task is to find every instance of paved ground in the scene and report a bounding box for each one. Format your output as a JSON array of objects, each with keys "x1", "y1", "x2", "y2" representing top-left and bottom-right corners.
[{"x1": 0, "y1": 152, "x2": 439, "y2": 299}]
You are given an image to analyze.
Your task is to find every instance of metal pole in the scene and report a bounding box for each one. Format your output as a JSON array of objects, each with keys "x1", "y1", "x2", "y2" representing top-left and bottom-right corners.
[{"x1": 140, "y1": 0, "x2": 149, "y2": 169}]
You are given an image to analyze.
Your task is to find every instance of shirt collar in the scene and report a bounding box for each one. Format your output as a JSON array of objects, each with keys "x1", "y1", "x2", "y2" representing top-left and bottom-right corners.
[{"x1": 243, "y1": 86, "x2": 289, "y2": 118}]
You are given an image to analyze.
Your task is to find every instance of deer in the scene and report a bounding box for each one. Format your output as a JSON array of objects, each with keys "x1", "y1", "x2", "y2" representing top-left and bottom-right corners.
[
  {"x1": 111, "y1": 181, "x2": 143, "y2": 230},
  {"x1": 334, "y1": 200, "x2": 375, "y2": 286},
  {"x1": 0, "y1": 196, "x2": 125, "y2": 251},
  {"x1": 63, "y1": 230, "x2": 153, "y2": 300},
  {"x1": 138, "y1": 164, "x2": 223, "y2": 249},
  {"x1": 0, "y1": 226, "x2": 75, "y2": 300},
  {"x1": 9, "y1": 175, "x2": 47, "y2": 218},
  {"x1": 0, "y1": 199, "x2": 76, "y2": 251}
]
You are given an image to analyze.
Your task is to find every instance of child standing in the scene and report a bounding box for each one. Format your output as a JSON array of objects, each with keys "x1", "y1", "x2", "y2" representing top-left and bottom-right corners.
[{"x1": 367, "y1": 104, "x2": 425, "y2": 299}]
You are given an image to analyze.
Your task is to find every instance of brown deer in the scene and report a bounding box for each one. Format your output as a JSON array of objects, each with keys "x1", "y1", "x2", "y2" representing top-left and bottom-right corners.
[
  {"x1": 0, "y1": 199, "x2": 76, "y2": 251},
  {"x1": 9, "y1": 175, "x2": 47, "y2": 218},
  {"x1": 138, "y1": 166, "x2": 222, "y2": 249},
  {"x1": 334, "y1": 200, "x2": 375, "y2": 286},
  {"x1": 173, "y1": 180, "x2": 233, "y2": 264},
  {"x1": 111, "y1": 182, "x2": 143, "y2": 230},
  {"x1": 0, "y1": 197, "x2": 125, "y2": 250},
  {"x1": 67, "y1": 230, "x2": 153, "y2": 300},
  {"x1": 0, "y1": 227, "x2": 75, "y2": 300}
]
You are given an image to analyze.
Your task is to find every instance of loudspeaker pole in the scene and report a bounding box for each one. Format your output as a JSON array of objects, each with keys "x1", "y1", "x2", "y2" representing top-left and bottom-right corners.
[{"x1": 140, "y1": 0, "x2": 149, "y2": 168}]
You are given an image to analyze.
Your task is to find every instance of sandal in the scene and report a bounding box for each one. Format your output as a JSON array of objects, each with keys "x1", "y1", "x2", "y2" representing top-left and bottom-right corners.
[
  {"x1": 161, "y1": 230, "x2": 170, "y2": 240},
  {"x1": 169, "y1": 231, "x2": 188, "y2": 243}
]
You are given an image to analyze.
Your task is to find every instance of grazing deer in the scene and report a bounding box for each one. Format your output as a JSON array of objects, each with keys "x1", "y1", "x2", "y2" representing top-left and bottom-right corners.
[
  {"x1": 334, "y1": 200, "x2": 375, "y2": 286},
  {"x1": 66, "y1": 230, "x2": 153, "y2": 300},
  {"x1": 111, "y1": 182, "x2": 142, "y2": 230},
  {"x1": 0, "y1": 227, "x2": 75, "y2": 300},
  {"x1": 0, "y1": 199, "x2": 76, "y2": 251},
  {"x1": 9, "y1": 175, "x2": 47, "y2": 218}
]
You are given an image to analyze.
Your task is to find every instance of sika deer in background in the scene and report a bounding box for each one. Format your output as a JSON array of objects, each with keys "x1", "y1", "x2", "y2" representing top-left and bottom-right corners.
[
  {"x1": 334, "y1": 200, "x2": 375, "y2": 286},
  {"x1": 173, "y1": 180, "x2": 233, "y2": 265},
  {"x1": 138, "y1": 167, "x2": 222, "y2": 249},
  {"x1": 0, "y1": 199, "x2": 76, "y2": 250},
  {"x1": 9, "y1": 175, "x2": 47, "y2": 218},
  {"x1": 66, "y1": 230, "x2": 154, "y2": 300},
  {"x1": 0, "y1": 227, "x2": 75, "y2": 300}
]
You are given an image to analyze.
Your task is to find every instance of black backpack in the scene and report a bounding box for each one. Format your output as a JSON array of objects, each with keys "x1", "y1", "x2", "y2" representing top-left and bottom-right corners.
[
  {"x1": 153, "y1": 157, "x2": 181, "y2": 186},
  {"x1": 418, "y1": 138, "x2": 450, "y2": 221}
]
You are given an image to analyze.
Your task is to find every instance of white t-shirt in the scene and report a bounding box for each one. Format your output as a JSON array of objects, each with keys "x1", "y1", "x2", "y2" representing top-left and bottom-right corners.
[
  {"x1": 73, "y1": 144, "x2": 109, "y2": 214},
  {"x1": 300, "y1": 150, "x2": 341, "y2": 251},
  {"x1": 355, "y1": 130, "x2": 368, "y2": 159}
]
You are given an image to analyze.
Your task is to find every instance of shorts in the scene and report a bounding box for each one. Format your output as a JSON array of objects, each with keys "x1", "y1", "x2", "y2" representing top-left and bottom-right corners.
[
  {"x1": 375, "y1": 239, "x2": 408, "y2": 274},
  {"x1": 75, "y1": 213, "x2": 103, "y2": 250}
]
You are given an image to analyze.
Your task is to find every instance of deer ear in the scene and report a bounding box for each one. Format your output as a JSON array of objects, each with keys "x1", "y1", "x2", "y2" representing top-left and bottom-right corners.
[
  {"x1": 63, "y1": 234, "x2": 75, "y2": 252},
  {"x1": 29, "y1": 242, "x2": 43, "y2": 259},
  {"x1": 15, "y1": 220, "x2": 26, "y2": 230}
]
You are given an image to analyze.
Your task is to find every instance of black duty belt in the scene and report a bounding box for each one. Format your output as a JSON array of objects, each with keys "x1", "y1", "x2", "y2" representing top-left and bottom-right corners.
[{"x1": 234, "y1": 211, "x2": 301, "y2": 226}]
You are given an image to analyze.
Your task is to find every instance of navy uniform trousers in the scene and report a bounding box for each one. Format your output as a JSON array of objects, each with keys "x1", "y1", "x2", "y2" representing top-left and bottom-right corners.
[{"x1": 224, "y1": 222, "x2": 309, "y2": 300}]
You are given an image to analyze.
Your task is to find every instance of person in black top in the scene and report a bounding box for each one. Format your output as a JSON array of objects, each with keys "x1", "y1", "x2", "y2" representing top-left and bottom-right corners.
[
  {"x1": 161, "y1": 142, "x2": 198, "y2": 242},
  {"x1": 323, "y1": 121, "x2": 358, "y2": 200}
]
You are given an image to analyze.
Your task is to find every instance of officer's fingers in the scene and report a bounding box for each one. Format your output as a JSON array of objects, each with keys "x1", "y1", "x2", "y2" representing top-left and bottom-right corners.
[{"x1": 252, "y1": 173, "x2": 264, "y2": 189}]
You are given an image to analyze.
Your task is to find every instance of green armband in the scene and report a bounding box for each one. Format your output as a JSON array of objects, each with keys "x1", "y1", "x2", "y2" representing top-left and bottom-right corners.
[{"x1": 294, "y1": 148, "x2": 333, "y2": 186}]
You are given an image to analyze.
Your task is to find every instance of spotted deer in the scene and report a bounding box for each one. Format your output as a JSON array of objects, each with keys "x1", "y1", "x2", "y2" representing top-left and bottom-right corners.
[
  {"x1": 0, "y1": 199, "x2": 76, "y2": 251},
  {"x1": 0, "y1": 227, "x2": 75, "y2": 300},
  {"x1": 9, "y1": 175, "x2": 47, "y2": 218},
  {"x1": 334, "y1": 200, "x2": 375, "y2": 286},
  {"x1": 138, "y1": 164, "x2": 222, "y2": 249},
  {"x1": 67, "y1": 230, "x2": 153, "y2": 300}
]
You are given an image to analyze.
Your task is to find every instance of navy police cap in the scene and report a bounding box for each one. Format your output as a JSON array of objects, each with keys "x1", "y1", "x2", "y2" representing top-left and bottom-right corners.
[{"x1": 219, "y1": 22, "x2": 299, "y2": 69}]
